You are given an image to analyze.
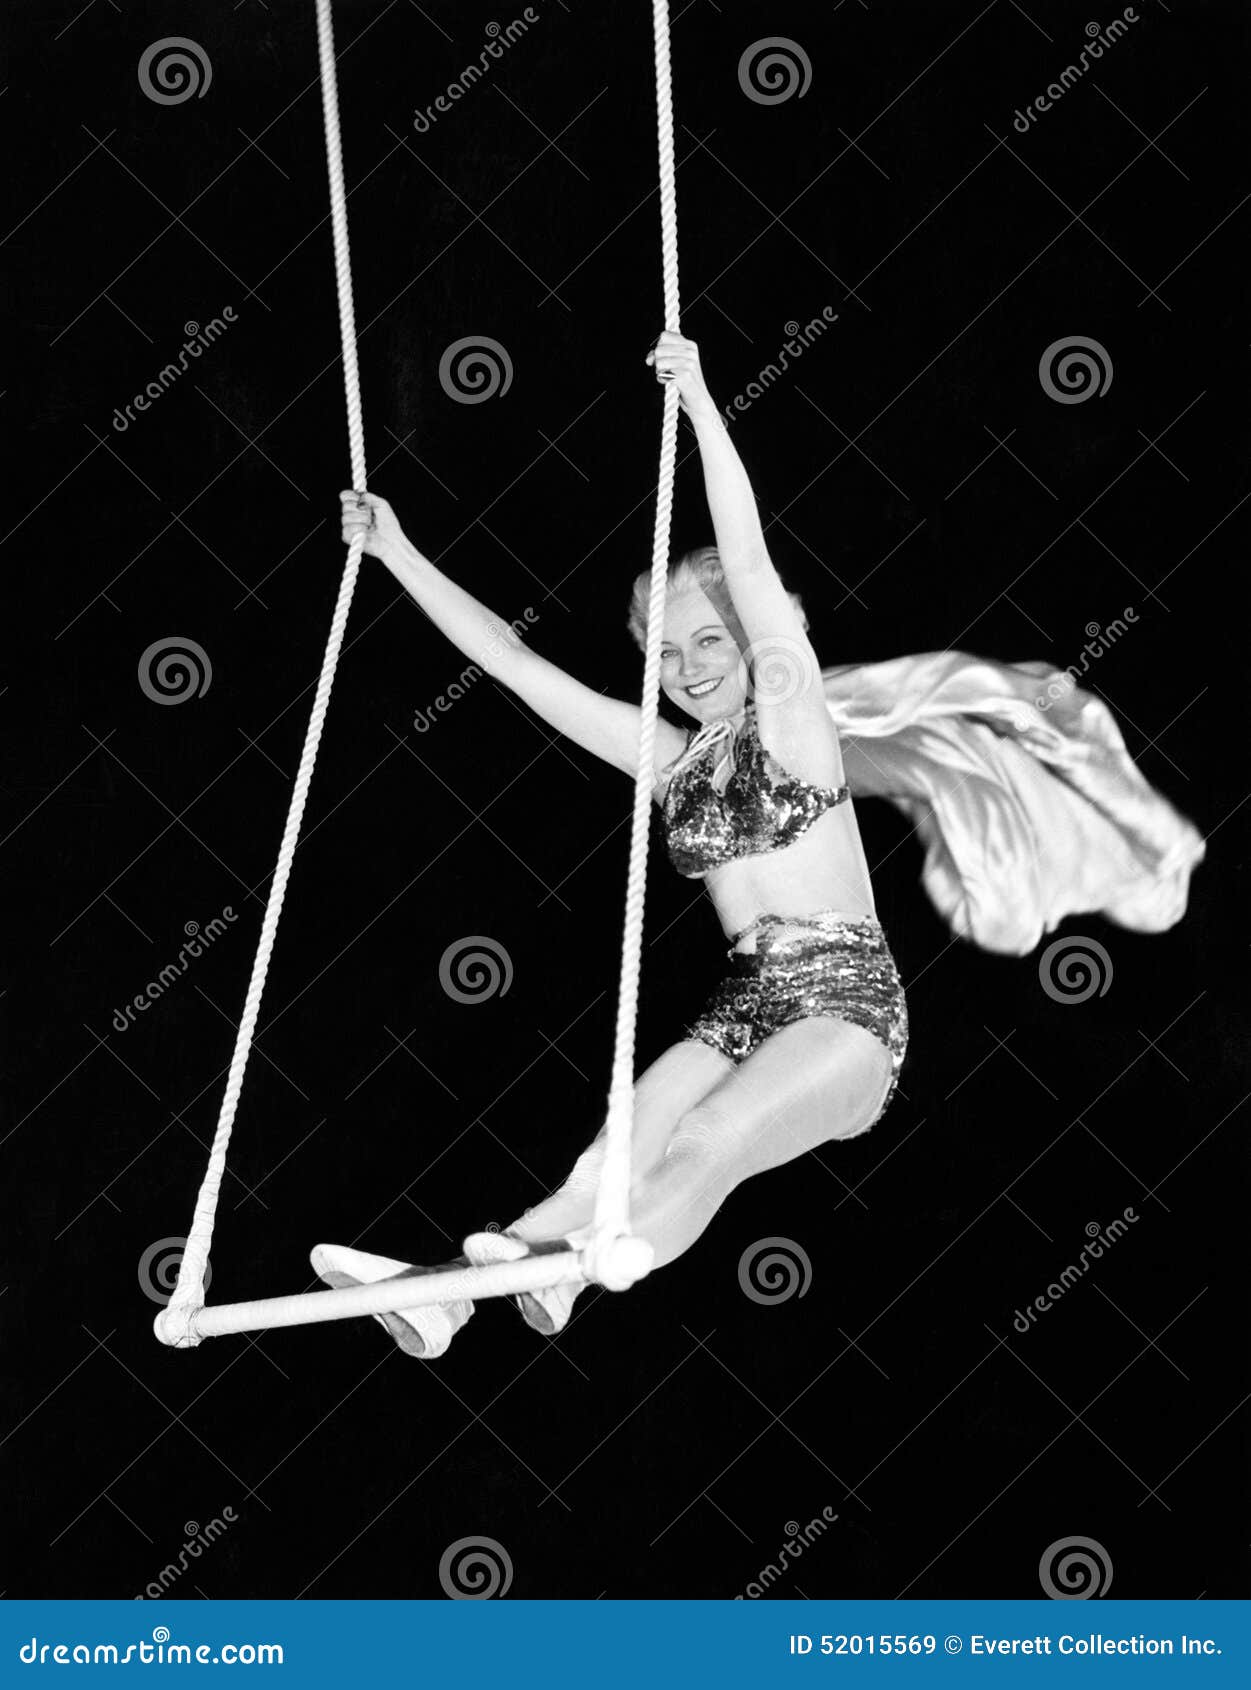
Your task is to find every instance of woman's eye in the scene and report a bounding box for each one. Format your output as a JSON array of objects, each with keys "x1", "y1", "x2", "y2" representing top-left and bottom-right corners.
[{"x1": 700, "y1": 634, "x2": 721, "y2": 647}]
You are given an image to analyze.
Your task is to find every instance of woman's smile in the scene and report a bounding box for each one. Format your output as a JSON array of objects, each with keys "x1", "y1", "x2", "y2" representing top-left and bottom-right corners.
[{"x1": 685, "y1": 677, "x2": 723, "y2": 698}]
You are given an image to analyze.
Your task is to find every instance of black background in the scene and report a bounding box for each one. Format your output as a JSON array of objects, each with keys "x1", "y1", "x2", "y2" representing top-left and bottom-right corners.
[{"x1": 2, "y1": 0, "x2": 1248, "y2": 1601}]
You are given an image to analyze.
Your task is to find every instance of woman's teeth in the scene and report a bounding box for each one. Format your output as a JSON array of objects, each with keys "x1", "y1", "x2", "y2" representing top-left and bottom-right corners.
[{"x1": 686, "y1": 678, "x2": 722, "y2": 697}]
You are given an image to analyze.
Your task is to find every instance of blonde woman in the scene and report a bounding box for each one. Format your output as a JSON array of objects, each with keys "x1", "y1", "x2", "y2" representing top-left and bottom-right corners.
[{"x1": 313, "y1": 332, "x2": 907, "y2": 1357}]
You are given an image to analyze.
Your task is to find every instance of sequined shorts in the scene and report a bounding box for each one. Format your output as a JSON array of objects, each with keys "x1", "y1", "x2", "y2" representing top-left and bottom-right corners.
[{"x1": 684, "y1": 911, "x2": 909, "y2": 1119}]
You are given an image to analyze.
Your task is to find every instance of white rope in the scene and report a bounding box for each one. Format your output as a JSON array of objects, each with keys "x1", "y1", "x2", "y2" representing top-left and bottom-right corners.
[
  {"x1": 585, "y1": 0, "x2": 680, "y2": 1290},
  {"x1": 156, "y1": 0, "x2": 368, "y2": 1346},
  {"x1": 157, "y1": 0, "x2": 679, "y2": 1340}
]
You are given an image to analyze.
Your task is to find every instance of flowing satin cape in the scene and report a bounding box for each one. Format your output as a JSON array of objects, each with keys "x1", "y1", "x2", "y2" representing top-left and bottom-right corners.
[{"x1": 822, "y1": 652, "x2": 1205, "y2": 957}]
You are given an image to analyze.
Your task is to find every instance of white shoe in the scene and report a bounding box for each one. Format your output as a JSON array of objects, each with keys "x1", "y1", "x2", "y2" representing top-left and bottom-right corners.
[
  {"x1": 462, "y1": 1230, "x2": 585, "y2": 1337},
  {"x1": 310, "y1": 1243, "x2": 474, "y2": 1359}
]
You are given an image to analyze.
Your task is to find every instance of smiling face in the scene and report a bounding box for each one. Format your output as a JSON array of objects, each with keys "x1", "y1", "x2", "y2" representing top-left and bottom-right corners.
[{"x1": 659, "y1": 590, "x2": 750, "y2": 723}]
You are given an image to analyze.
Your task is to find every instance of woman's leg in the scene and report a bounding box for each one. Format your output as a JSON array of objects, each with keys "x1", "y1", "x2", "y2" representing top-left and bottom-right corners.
[
  {"x1": 624, "y1": 1017, "x2": 895, "y2": 1272},
  {"x1": 506, "y1": 1037, "x2": 733, "y2": 1246}
]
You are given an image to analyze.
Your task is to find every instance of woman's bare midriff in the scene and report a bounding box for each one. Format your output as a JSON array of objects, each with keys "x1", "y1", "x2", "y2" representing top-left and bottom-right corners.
[{"x1": 701, "y1": 802, "x2": 878, "y2": 951}]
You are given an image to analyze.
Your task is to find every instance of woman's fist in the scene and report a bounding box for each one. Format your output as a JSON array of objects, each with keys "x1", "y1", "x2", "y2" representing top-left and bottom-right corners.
[
  {"x1": 339, "y1": 490, "x2": 405, "y2": 561},
  {"x1": 645, "y1": 331, "x2": 714, "y2": 417}
]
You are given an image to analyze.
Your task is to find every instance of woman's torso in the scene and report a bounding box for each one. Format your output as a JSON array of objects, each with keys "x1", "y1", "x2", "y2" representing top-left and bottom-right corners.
[{"x1": 653, "y1": 709, "x2": 878, "y2": 948}]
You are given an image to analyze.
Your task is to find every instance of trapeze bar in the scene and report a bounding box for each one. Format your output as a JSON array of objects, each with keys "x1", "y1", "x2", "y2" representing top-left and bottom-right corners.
[{"x1": 156, "y1": 1248, "x2": 588, "y2": 1347}]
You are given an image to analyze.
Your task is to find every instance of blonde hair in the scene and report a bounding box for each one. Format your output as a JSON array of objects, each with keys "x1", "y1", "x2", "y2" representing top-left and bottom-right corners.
[{"x1": 626, "y1": 545, "x2": 808, "y2": 652}]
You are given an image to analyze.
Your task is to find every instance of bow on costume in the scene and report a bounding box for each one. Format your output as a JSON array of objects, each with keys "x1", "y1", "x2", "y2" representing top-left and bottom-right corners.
[{"x1": 820, "y1": 651, "x2": 1205, "y2": 956}]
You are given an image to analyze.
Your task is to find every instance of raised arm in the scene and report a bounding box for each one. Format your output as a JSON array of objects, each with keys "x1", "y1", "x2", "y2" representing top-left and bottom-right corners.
[
  {"x1": 339, "y1": 492, "x2": 687, "y2": 785},
  {"x1": 646, "y1": 333, "x2": 838, "y2": 783}
]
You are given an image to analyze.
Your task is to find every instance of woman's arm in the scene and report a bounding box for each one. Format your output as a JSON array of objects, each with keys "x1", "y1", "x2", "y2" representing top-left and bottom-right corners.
[
  {"x1": 340, "y1": 492, "x2": 687, "y2": 783},
  {"x1": 647, "y1": 335, "x2": 838, "y2": 780}
]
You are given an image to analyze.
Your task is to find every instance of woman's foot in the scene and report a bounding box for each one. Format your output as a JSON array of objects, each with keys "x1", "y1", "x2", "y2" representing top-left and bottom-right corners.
[
  {"x1": 462, "y1": 1228, "x2": 588, "y2": 1337},
  {"x1": 310, "y1": 1243, "x2": 475, "y2": 1359}
]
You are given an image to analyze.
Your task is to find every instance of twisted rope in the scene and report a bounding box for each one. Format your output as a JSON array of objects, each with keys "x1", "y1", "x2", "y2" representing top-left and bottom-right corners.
[
  {"x1": 156, "y1": 0, "x2": 368, "y2": 1345},
  {"x1": 587, "y1": 0, "x2": 680, "y2": 1286}
]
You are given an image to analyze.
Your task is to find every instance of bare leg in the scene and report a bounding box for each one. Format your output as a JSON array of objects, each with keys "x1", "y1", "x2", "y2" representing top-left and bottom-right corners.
[
  {"x1": 623, "y1": 1017, "x2": 895, "y2": 1272},
  {"x1": 506, "y1": 1039, "x2": 733, "y2": 1246}
]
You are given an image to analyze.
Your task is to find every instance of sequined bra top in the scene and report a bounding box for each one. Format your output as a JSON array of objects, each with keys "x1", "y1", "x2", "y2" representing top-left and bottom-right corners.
[{"x1": 660, "y1": 705, "x2": 850, "y2": 879}]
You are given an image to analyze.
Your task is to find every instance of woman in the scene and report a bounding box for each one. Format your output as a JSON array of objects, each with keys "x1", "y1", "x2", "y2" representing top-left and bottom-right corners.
[{"x1": 315, "y1": 331, "x2": 907, "y2": 1357}]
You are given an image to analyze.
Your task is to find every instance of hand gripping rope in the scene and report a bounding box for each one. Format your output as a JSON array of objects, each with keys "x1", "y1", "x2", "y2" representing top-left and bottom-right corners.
[{"x1": 155, "y1": 0, "x2": 678, "y2": 1346}]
